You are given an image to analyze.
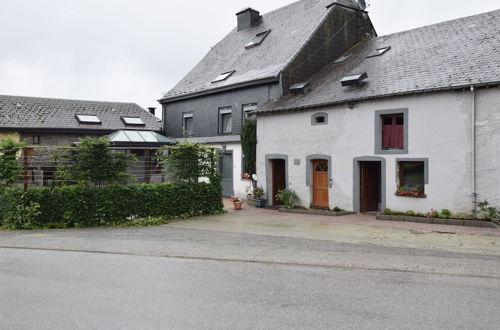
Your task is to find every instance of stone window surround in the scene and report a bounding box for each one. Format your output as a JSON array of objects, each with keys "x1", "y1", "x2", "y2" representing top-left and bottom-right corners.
[
  {"x1": 311, "y1": 112, "x2": 328, "y2": 126},
  {"x1": 396, "y1": 158, "x2": 430, "y2": 186},
  {"x1": 374, "y1": 108, "x2": 409, "y2": 155}
]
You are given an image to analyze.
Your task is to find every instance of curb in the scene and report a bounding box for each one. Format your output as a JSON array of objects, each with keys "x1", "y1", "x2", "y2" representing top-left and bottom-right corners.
[
  {"x1": 279, "y1": 208, "x2": 356, "y2": 217},
  {"x1": 376, "y1": 214, "x2": 498, "y2": 228}
]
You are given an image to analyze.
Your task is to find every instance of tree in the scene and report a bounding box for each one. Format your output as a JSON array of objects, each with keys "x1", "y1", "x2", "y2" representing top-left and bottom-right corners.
[
  {"x1": 0, "y1": 138, "x2": 25, "y2": 186},
  {"x1": 240, "y1": 119, "x2": 257, "y2": 175},
  {"x1": 55, "y1": 137, "x2": 136, "y2": 186},
  {"x1": 156, "y1": 142, "x2": 220, "y2": 183}
]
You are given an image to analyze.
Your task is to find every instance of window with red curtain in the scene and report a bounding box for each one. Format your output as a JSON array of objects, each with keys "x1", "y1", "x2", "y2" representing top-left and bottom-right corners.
[{"x1": 381, "y1": 114, "x2": 404, "y2": 149}]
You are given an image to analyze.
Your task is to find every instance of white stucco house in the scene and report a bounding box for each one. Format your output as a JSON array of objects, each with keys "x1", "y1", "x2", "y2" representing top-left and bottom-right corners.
[{"x1": 255, "y1": 9, "x2": 500, "y2": 214}]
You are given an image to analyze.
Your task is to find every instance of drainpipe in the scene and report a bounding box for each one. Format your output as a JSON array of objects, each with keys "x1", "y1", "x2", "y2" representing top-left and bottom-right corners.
[{"x1": 470, "y1": 86, "x2": 477, "y2": 216}]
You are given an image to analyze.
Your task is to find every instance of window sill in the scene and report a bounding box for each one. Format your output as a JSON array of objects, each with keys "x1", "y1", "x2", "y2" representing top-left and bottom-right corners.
[{"x1": 376, "y1": 149, "x2": 408, "y2": 155}]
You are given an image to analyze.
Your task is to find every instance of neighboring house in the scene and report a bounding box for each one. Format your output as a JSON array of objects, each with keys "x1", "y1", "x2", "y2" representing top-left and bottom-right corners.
[
  {"x1": 255, "y1": 9, "x2": 500, "y2": 213},
  {"x1": 0, "y1": 95, "x2": 172, "y2": 186},
  {"x1": 159, "y1": 0, "x2": 376, "y2": 197}
]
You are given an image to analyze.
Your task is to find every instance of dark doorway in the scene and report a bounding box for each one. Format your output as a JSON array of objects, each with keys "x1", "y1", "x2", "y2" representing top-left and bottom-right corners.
[
  {"x1": 312, "y1": 160, "x2": 329, "y2": 208},
  {"x1": 219, "y1": 152, "x2": 234, "y2": 197},
  {"x1": 271, "y1": 159, "x2": 286, "y2": 206},
  {"x1": 359, "y1": 161, "x2": 381, "y2": 212}
]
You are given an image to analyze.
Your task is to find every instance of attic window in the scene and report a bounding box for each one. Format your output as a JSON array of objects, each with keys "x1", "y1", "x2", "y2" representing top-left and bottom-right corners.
[
  {"x1": 341, "y1": 73, "x2": 368, "y2": 87},
  {"x1": 212, "y1": 71, "x2": 235, "y2": 83},
  {"x1": 76, "y1": 114, "x2": 101, "y2": 124},
  {"x1": 367, "y1": 46, "x2": 391, "y2": 58},
  {"x1": 122, "y1": 116, "x2": 145, "y2": 126},
  {"x1": 334, "y1": 54, "x2": 351, "y2": 64},
  {"x1": 245, "y1": 30, "x2": 270, "y2": 49},
  {"x1": 290, "y1": 82, "x2": 311, "y2": 95}
]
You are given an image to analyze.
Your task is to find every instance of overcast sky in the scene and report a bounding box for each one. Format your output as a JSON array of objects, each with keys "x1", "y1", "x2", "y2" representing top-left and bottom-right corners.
[{"x1": 0, "y1": 0, "x2": 498, "y2": 114}]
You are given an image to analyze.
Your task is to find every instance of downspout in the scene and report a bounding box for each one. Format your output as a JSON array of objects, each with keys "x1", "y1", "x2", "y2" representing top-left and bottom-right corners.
[{"x1": 470, "y1": 86, "x2": 477, "y2": 216}]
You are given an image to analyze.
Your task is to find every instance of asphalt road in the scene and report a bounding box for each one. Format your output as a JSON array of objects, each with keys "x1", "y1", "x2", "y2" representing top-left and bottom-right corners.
[{"x1": 1, "y1": 248, "x2": 499, "y2": 330}]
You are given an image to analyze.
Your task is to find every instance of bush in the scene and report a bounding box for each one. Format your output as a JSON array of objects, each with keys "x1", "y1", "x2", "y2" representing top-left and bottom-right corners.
[
  {"x1": 0, "y1": 182, "x2": 223, "y2": 230},
  {"x1": 276, "y1": 189, "x2": 298, "y2": 209}
]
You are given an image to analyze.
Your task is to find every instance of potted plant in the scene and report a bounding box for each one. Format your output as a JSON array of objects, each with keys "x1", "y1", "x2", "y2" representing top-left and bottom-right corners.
[
  {"x1": 252, "y1": 187, "x2": 267, "y2": 208},
  {"x1": 231, "y1": 196, "x2": 243, "y2": 210}
]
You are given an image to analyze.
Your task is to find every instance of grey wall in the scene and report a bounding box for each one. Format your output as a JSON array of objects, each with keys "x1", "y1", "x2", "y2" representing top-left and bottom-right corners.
[{"x1": 162, "y1": 83, "x2": 281, "y2": 138}]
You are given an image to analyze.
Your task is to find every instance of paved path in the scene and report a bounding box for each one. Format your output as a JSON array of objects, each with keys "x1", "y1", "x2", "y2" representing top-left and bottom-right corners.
[{"x1": 1, "y1": 248, "x2": 499, "y2": 330}]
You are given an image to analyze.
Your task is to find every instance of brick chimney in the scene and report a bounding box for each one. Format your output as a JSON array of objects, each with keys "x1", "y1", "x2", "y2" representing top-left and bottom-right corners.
[
  {"x1": 236, "y1": 8, "x2": 261, "y2": 31},
  {"x1": 148, "y1": 107, "x2": 156, "y2": 116}
]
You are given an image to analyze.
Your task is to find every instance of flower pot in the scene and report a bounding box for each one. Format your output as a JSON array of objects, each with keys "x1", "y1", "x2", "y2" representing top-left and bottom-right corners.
[
  {"x1": 253, "y1": 199, "x2": 267, "y2": 208},
  {"x1": 233, "y1": 201, "x2": 243, "y2": 210}
]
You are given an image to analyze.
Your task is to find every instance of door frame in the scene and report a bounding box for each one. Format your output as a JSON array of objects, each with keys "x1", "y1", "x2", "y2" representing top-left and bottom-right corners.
[
  {"x1": 306, "y1": 154, "x2": 332, "y2": 208},
  {"x1": 353, "y1": 156, "x2": 386, "y2": 213},
  {"x1": 265, "y1": 154, "x2": 288, "y2": 206},
  {"x1": 218, "y1": 150, "x2": 234, "y2": 198},
  {"x1": 311, "y1": 159, "x2": 330, "y2": 209}
]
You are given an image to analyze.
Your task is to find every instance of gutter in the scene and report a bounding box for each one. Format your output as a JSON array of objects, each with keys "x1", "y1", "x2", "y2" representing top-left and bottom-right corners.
[
  {"x1": 471, "y1": 86, "x2": 477, "y2": 215},
  {"x1": 158, "y1": 76, "x2": 280, "y2": 103}
]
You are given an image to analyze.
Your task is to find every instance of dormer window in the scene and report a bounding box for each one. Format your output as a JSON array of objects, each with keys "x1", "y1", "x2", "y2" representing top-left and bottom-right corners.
[
  {"x1": 245, "y1": 30, "x2": 270, "y2": 49},
  {"x1": 212, "y1": 71, "x2": 235, "y2": 83},
  {"x1": 76, "y1": 114, "x2": 101, "y2": 124},
  {"x1": 122, "y1": 116, "x2": 145, "y2": 126},
  {"x1": 367, "y1": 46, "x2": 391, "y2": 58}
]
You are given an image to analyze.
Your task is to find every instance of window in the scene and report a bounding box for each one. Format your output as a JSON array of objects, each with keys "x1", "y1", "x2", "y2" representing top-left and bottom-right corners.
[
  {"x1": 32, "y1": 136, "x2": 41, "y2": 145},
  {"x1": 397, "y1": 160, "x2": 428, "y2": 197},
  {"x1": 183, "y1": 113, "x2": 193, "y2": 135},
  {"x1": 212, "y1": 71, "x2": 235, "y2": 83},
  {"x1": 76, "y1": 114, "x2": 101, "y2": 124},
  {"x1": 381, "y1": 114, "x2": 404, "y2": 149},
  {"x1": 219, "y1": 107, "x2": 232, "y2": 134},
  {"x1": 375, "y1": 109, "x2": 408, "y2": 154},
  {"x1": 367, "y1": 46, "x2": 391, "y2": 58},
  {"x1": 245, "y1": 30, "x2": 270, "y2": 49},
  {"x1": 333, "y1": 54, "x2": 351, "y2": 64},
  {"x1": 242, "y1": 103, "x2": 257, "y2": 121},
  {"x1": 311, "y1": 112, "x2": 328, "y2": 126},
  {"x1": 121, "y1": 116, "x2": 145, "y2": 126}
]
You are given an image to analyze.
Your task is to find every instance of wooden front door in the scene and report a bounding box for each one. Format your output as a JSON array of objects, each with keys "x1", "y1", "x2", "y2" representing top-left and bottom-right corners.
[
  {"x1": 312, "y1": 160, "x2": 329, "y2": 208},
  {"x1": 360, "y1": 161, "x2": 381, "y2": 212},
  {"x1": 272, "y1": 159, "x2": 286, "y2": 206}
]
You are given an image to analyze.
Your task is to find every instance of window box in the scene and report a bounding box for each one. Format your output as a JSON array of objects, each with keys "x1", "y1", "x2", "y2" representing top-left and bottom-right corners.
[{"x1": 395, "y1": 190, "x2": 427, "y2": 198}]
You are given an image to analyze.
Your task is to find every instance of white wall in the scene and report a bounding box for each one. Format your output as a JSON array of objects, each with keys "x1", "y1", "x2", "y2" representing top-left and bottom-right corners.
[{"x1": 257, "y1": 89, "x2": 500, "y2": 214}]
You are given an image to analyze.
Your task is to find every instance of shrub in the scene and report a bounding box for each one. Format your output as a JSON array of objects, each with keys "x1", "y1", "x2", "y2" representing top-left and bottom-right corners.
[
  {"x1": 475, "y1": 200, "x2": 499, "y2": 220},
  {"x1": 332, "y1": 206, "x2": 345, "y2": 212},
  {"x1": 0, "y1": 138, "x2": 25, "y2": 186},
  {"x1": 276, "y1": 189, "x2": 298, "y2": 209},
  {"x1": 240, "y1": 119, "x2": 257, "y2": 175},
  {"x1": 440, "y1": 209, "x2": 452, "y2": 219},
  {"x1": 0, "y1": 182, "x2": 224, "y2": 230},
  {"x1": 253, "y1": 187, "x2": 265, "y2": 199}
]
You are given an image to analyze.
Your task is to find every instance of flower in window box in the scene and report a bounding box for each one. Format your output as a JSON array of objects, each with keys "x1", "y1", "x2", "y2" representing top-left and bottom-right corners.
[{"x1": 241, "y1": 173, "x2": 251, "y2": 180}]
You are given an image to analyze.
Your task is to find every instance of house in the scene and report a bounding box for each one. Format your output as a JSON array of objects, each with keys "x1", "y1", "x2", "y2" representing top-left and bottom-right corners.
[
  {"x1": 0, "y1": 94, "x2": 172, "y2": 186},
  {"x1": 255, "y1": 9, "x2": 500, "y2": 214},
  {"x1": 159, "y1": 0, "x2": 376, "y2": 197}
]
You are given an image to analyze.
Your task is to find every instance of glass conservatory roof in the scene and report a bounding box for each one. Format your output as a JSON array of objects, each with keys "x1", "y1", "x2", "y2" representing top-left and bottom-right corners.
[{"x1": 106, "y1": 130, "x2": 174, "y2": 144}]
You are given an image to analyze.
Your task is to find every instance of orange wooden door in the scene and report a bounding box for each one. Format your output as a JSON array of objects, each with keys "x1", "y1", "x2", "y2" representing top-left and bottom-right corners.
[{"x1": 312, "y1": 160, "x2": 329, "y2": 208}]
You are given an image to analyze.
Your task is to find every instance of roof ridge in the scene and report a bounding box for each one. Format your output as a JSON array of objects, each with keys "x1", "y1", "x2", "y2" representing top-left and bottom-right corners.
[
  {"x1": 0, "y1": 94, "x2": 140, "y2": 106},
  {"x1": 378, "y1": 8, "x2": 500, "y2": 39}
]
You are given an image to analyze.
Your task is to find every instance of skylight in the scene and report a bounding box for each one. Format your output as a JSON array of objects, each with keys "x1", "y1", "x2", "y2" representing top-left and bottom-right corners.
[
  {"x1": 341, "y1": 73, "x2": 368, "y2": 87},
  {"x1": 245, "y1": 30, "x2": 271, "y2": 49},
  {"x1": 367, "y1": 46, "x2": 391, "y2": 58},
  {"x1": 76, "y1": 114, "x2": 101, "y2": 124},
  {"x1": 122, "y1": 116, "x2": 145, "y2": 126},
  {"x1": 212, "y1": 71, "x2": 235, "y2": 83},
  {"x1": 334, "y1": 54, "x2": 351, "y2": 64}
]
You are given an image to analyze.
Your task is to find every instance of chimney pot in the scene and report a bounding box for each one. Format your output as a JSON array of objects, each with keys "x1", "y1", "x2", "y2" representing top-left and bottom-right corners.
[
  {"x1": 236, "y1": 8, "x2": 261, "y2": 31},
  {"x1": 148, "y1": 107, "x2": 156, "y2": 115}
]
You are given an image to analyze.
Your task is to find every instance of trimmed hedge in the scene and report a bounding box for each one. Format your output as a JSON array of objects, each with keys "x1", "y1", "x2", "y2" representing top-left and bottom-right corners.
[{"x1": 0, "y1": 182, "x2": 224, "y2": 229}]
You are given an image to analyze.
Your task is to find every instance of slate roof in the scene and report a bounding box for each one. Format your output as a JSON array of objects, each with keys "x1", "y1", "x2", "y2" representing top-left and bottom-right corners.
[
  {"x1": 0, "y1": 95, "x2": 162, "y2": 131},
  {"x1": 161, "y1": 0, "x2": 362, "y2": 101},
  {"x1": 257, "y1": 9, "x2": 500, "y2": 113}
]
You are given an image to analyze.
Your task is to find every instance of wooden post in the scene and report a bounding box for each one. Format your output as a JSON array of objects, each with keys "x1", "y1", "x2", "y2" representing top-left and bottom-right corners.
[{"x1": 22, "y1": 148, "x2": 33, "y2": 192}]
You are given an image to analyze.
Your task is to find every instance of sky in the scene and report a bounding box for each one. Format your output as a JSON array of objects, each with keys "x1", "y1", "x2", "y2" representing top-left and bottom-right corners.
[{"x1": 0, "y1": 0, "x2": 498, "y2": 115}]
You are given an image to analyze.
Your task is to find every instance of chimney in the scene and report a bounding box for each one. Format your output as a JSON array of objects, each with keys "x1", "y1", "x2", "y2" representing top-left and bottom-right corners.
[
  {"x1": 148, "y1": 107, "x2": 156, "y2": 116},
  {"x1": 236, "y1": 8, "x2": 261, "y2": 31}
]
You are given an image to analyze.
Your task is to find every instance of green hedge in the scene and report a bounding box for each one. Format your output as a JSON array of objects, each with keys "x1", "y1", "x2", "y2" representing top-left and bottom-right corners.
[{"x1": 0, "y1": 182, "x2": 223, "y2": 229}]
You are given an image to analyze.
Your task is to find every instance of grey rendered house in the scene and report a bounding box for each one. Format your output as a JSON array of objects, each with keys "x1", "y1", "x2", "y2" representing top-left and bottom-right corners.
[
  {"x1": 159, "y1": 0, "x2": 376, "y2": 197},
  {"x1": 255, "y1": 9, "x2": 500, "y2": 213},
  {"x1": 0, "y1": 94, "x2": 171, "y2": 186}
]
